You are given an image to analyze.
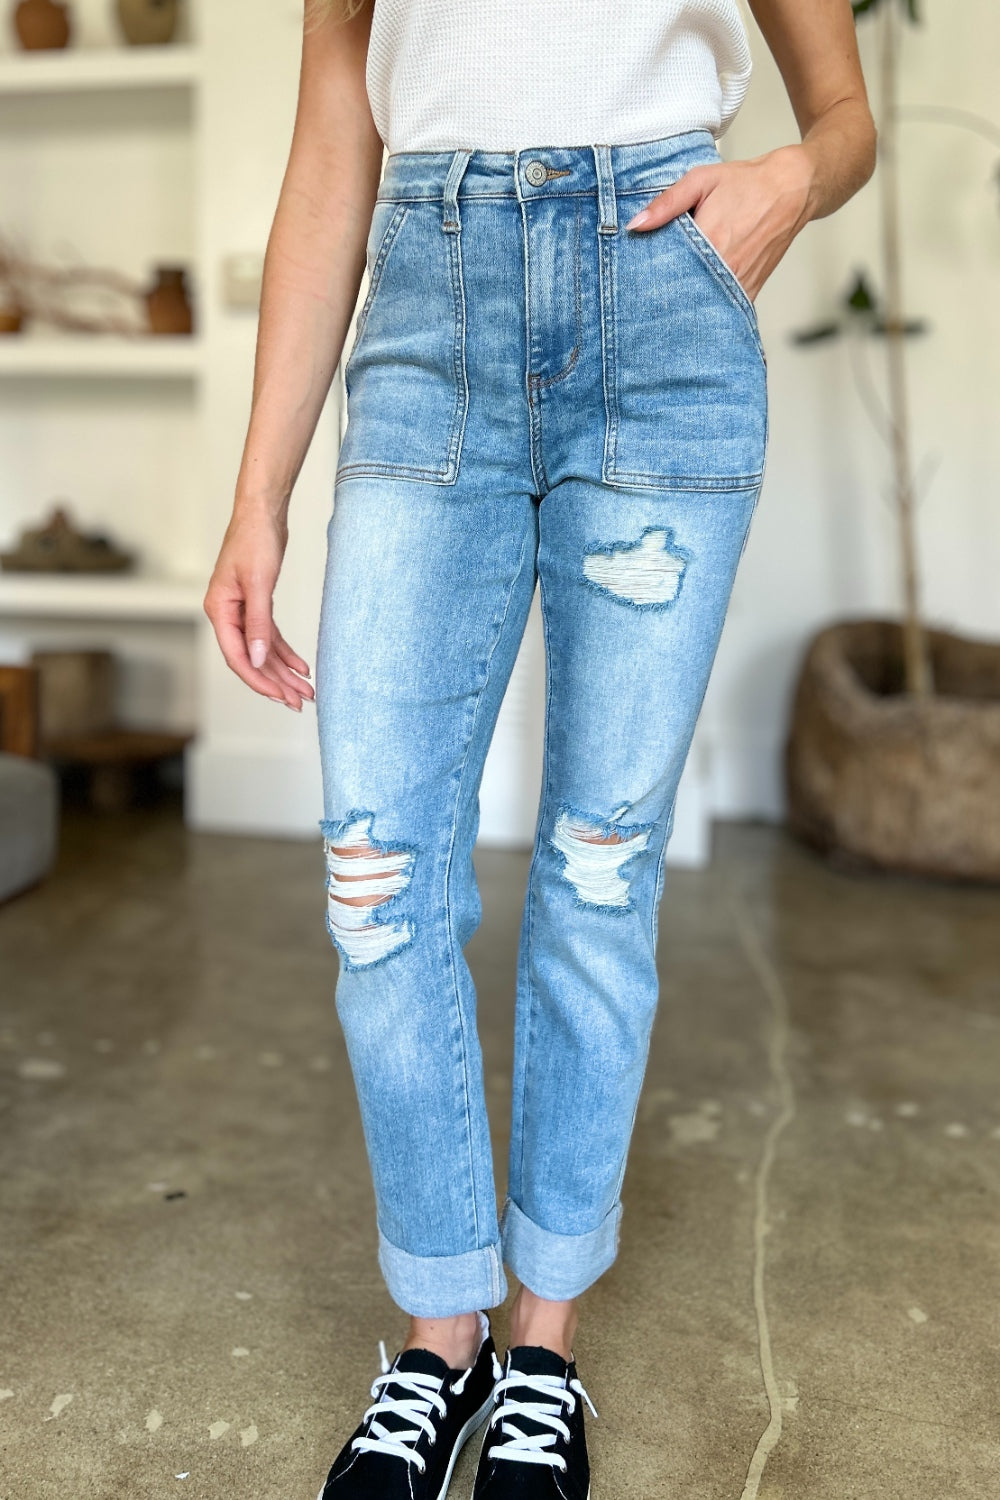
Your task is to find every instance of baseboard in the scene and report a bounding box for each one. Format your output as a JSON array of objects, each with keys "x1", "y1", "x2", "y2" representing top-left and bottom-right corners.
[
  {"x1": 184, "y1": 736, "x2": 781, "y2": 860},
  {"x1": 185, "y1": 741, "x2": 325, "y2": 838}
]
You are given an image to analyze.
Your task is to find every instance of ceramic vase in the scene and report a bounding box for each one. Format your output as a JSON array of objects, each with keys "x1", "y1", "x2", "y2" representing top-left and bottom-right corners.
[
  {"x1": 115, "y1": 0, "x2": 178, "y2": 46},
  {"x1": 13, "y1": 0, "x2": 71, "y2": 50},
  {"x1": 144, "y1": 266, "x2": 193, "y2": 335}
]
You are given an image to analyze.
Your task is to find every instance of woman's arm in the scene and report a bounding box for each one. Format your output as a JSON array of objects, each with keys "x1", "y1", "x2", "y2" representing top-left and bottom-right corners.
[
  {"x1": 204, "y1": 0, "x2": 382, "y2": 710},
  {"x1": 624, "y1": 0, "x2": 878, "y2": 302}
]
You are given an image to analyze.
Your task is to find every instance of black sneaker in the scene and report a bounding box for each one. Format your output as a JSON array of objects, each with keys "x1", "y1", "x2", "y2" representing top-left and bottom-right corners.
[
  {"x1": 317, "y1": 1314, "x2": 498, "y2": 1500},
  {"x1": 472, "y1": 1346, "x2": 597, "y2": 1500}
]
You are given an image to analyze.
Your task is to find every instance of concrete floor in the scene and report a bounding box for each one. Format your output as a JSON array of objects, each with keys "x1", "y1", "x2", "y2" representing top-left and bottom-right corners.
[{"x1": 2, "y1": 805, "x2": 1000, "y2": 1499}]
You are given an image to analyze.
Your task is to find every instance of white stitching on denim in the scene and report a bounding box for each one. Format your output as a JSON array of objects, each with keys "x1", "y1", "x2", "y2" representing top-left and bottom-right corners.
[{"x1": 344, "y1": 202, "x2": 409, "y2": 383}]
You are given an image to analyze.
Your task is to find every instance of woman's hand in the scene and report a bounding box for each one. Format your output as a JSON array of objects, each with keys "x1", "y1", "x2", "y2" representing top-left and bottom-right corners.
[
  {"x1": 623, "y1": 143, "x2": 817, "y2": 303},
  {"x1": 203, "y1": 503, "x2": 315, "y2": 712}
]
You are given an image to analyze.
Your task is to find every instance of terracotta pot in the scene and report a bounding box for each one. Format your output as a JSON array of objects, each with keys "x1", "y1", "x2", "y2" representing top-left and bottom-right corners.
[
  {"x1": 144, "y1": 265, "x2": 193, "y2": 335},
  {"x1": 785, "y1": 619, "x2": 1000, "y2": 882},
  {"x1": 13, "y1": 0, "x2": 71, "y2": 50},
  {"x1": 115, "y1": 0, "x2": 178, "y2": 46}
]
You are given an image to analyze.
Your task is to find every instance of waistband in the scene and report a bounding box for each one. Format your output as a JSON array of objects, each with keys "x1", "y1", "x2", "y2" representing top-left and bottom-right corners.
[{"x1": 377, "y1": 129, "x2": 721, "y2": 234}]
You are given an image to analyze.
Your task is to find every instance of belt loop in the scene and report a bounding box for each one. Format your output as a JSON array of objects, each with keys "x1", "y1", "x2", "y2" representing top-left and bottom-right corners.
[
  {"x1": 442, "y1": 148, "x2": 473, "y2": 233},
  {"x1": 593, "y1": 144, "x2": 617, "y2": 235}
]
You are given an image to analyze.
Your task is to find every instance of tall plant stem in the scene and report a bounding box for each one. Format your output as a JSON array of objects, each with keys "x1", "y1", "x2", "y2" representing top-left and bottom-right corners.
[{"x1": 879, "y1": 1, "x2": 931, "y2": 696}]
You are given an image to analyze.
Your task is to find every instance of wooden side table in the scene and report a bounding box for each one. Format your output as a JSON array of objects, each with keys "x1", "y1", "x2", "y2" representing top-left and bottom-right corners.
[{"x1": 41, "y1": 727, "x2": 195, "y2": 813}]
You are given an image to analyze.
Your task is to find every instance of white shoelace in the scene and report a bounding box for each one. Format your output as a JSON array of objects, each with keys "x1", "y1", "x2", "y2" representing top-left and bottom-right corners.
[
  {"x1": 486, "y1": 1355, "x2": 599, "y2": 1472},
  {"x1": 350, "y1": 1339, "x2": 475, "y2": 1475}
]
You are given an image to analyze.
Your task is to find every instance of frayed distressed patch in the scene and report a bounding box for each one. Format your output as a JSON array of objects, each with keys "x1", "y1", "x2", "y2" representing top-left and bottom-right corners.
[
  {"x1": 550, "y1": 805, "x2": 653, "y2": 909},
  {"x1": 320, "y1": 812, "x2": 415, "y2": 968},
  {"x1": 582, "y1": 527, "x2": 689, "y2": 607}
]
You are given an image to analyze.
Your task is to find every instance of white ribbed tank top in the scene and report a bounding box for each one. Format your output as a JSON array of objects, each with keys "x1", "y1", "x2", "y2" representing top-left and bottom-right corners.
[{"x1": 365, "y1": 0, "x2": 754, "y2": 154}]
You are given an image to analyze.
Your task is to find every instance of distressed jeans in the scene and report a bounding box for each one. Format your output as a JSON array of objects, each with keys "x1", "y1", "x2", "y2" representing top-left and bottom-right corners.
[{"x1": 314, "y1": 130, "x2": 769, "y2": 1317}]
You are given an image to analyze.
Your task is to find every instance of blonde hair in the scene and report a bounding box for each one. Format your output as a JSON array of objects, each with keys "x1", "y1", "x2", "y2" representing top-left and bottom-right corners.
[{"x1": 305, "y1": 0, "x2": 368, "y2": 22}]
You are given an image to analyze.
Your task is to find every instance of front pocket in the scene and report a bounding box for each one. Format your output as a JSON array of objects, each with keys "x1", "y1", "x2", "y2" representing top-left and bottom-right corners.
[
  {"x1": 346, "y1": 199, "x2": 410, "y2": 364},
  {"x1": 676, "y1": 210, "x2": 764, "y2": 355},
  {"x1": 601, "y1": 206, "x2": 768, "y2": 493},
  {"x1": 337, "y1": 199, "x2": 470, "y2": 486}
]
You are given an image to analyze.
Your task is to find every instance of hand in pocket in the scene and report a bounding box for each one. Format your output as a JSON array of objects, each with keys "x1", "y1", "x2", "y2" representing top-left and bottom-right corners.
[{"x1": 622, "y1": 145, "x2": 816, "y2": 304}]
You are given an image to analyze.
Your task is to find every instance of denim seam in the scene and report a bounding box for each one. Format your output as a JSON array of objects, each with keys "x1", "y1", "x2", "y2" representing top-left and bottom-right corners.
[
  {"x1": 374, "y1": 175, "x2": 713, "y2": 211},
  {"x1": 597, "y1": 207, "x2": 619, "y2": 484},
  {"x1": 343, "y1": 202, "x2": 409, "y2": 386},
  {"x1": 648, "y1": 795, "x2": 674, "y2": 955},
  {"x1": 604, "y1": 469, "x2": 765, "y2": 494},
  {"x1": 527, "y1": 200, "x2": 583, "y2": 391},
  {"x1": 442, "y1": 523, "x2": 535, "y2": 1255},
  {"x1": 443, "y1": 213, "x2": 471, "y2": 481},
  {"x1": 336, "y1": 459, "x2": 458, "y2": 483},
  {"x1": 516, "y1": 555, "x2": 555, "y2": 1203},
  {"x1": 518, "y1": 199, "x2": 549, "y2": 496},
  {"x1": 380, "y1": 129, "x2": 715, "y2": 164},
  {"x1": 381, "y1": 188, "x2": 687, "y2": 206},
  {"x1": 675, "y1": 210, "x2": 766, "y2": 364},
  {"x1": 612, "y1": 811, "x2": 673, "y2": 1204}
]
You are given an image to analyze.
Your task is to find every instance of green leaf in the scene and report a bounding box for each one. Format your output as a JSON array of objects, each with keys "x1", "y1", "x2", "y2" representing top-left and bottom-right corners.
[
  {"x1": 789, "y1": 322, "x2": 843, "y2": 346},
  {"x1": 845, "y1": 270, "x2": 879, "y2": 315},
  {"x1": 852, "y1": 0, "x2": 920, "y2": 20}
]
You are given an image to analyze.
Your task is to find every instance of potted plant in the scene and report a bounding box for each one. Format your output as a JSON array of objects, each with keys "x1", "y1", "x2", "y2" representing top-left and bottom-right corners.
[{"x1": 783, "y1": 0, "x2": 1000, "y2": 882}]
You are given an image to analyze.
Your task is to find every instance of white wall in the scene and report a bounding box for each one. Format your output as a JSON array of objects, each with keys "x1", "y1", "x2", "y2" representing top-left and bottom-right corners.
[{"x1": 186, "y1": 0, "x2": 337, "y2": 836}]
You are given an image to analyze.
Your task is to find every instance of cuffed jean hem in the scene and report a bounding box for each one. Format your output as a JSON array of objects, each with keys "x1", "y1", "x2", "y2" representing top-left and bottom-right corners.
[
  {"x1": 499, "y1": 1196, "x2": 623, "y2": 1301},
  {"x1": 377, "y1": 1228, "x2": 509, "y2": 1318}
]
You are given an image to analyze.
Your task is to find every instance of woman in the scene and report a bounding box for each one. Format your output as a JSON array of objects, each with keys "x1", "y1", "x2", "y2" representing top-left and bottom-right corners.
[{"x1": 204, "y1": 1, "x2": 875, "y2": 1495}]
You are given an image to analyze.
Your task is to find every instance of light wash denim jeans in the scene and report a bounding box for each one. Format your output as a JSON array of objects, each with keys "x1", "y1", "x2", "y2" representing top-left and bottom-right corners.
[{"x1": 315, "y1": 130, "x2": 768, "y2": 1318}]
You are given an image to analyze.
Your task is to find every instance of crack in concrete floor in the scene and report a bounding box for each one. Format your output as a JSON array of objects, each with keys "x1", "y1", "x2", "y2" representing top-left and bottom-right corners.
[{"x1": 730, "y1": 885, "x2": 798, "y2": 1500}]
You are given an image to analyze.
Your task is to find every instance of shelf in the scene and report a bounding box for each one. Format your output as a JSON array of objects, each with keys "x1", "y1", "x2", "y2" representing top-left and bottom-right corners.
[
  {"x1": 0, "y1": 573, "x2": 205, "y2": 622},
  {"x1": 0, "y1": 44, "x2": 201, "y2": 96},
  {"x1": 0, "y1": 336, "x2": 204, "y2": 379}
]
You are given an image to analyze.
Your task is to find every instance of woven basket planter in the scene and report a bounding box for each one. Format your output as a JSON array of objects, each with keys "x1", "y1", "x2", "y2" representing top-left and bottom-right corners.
[{"x1": 785, "y1": 619, "x2": 1000, "y2": 881}]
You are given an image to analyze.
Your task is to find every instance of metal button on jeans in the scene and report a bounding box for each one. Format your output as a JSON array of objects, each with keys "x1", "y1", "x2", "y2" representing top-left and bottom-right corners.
[{"x1": 524, "y1": 160, "x2": 548, "y2": 186}]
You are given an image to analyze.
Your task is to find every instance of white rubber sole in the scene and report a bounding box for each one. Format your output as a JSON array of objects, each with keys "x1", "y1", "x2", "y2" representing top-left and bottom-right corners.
[
  {"x1": 468, "y1": 1468, "x2": 591, "y2": 1499},
  {"x1": 315, "y1": 1391, "x2": 495, "y2": 1500}
]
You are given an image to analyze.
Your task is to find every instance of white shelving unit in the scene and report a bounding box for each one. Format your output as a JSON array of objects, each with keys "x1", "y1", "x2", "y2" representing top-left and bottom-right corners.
[
  {"x1": 0, "y1": 335, "x2": 204, "y2": 379},
  {"x1": 0, "y1": 29, "x2": 204, "y2": 742},
  {"x1": 3, "y1": 7, "x2": 345, "y2": 839},
  {"x1": 0, "y1": 43, "x2": 201, "y2": 95},
  {"x1": 0, "y1": 572, "x2": 203, "y2": 622}
]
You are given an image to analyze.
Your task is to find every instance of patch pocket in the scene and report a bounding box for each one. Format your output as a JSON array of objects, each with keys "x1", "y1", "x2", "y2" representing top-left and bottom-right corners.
[
  {"x1": 337, "y1": 199, "x2": 469, "y2": 486},
  {"x1": 602, "y1": 196, "x2": 768, "y2": 493}
]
